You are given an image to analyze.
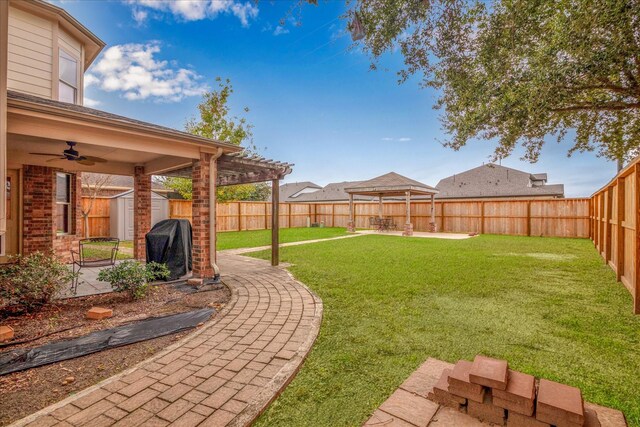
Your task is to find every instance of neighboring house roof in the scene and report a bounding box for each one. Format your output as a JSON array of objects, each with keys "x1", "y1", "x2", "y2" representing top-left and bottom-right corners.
[
  {"x1": 435, "y1": 164, "x2": 564, "y2": 199},
  {"x1": 345, "y1": 172, "x2": 438, "y2": 196},
  {"x1": 276, "y1": 182, "x2": 323, "y2": 202},
  {"x1": 293, "y1": 181, "x2": 378, "y2": 202},
  {"x1": 82, "y1": 173, "x2": 167, "y2": 191},
  {"x1": 7, "y1": 91, "x2": 240, "y2": 152}
]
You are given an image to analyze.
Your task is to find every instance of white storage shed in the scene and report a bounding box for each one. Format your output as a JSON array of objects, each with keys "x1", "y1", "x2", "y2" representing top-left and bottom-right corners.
[{"x1": 110, "y1": 190, "x2": 170, "y2": 241}]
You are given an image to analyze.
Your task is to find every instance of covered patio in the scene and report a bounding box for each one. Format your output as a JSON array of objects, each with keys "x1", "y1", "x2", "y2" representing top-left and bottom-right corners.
[
  {"x1": 5, "y1": 91, "x2": 292, "y2": 284},
  {"x1": 344, "y1": 172, "x2": 439, "y2": 236}
]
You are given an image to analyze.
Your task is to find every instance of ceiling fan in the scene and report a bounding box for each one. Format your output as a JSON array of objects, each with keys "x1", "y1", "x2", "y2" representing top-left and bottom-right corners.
[{"x1": 29, "y1": 141, "x2": 107, "y2": 166}]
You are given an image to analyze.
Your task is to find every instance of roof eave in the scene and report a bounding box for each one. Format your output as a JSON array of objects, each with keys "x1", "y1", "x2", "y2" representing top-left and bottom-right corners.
[{"x1": 7, "y1": 96, "x2": 242, "y2": 153}]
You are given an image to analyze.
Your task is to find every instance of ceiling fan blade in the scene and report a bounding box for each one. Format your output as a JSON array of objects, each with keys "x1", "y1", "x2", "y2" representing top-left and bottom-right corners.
[
  {"x1": 76, "y1": 159, "x2": 95, "y2": 166},
  {"x1": 29, "y1": 153, "x2": 61, "y2": 156},
  {"x1": 82, "y1": 156, "x2": 108, "y2": 163},
  {"x1": 46, "y1": 157, "x2": 67, "y2": 162}
]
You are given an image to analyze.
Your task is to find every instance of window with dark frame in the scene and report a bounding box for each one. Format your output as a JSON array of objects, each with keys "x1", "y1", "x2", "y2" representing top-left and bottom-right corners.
[
  {"x1": 56, "y1": 173, "x2": 72, "y2": 234},
  {"x1": 59, "y1": 49, "x2": 78, "y2": 104}
]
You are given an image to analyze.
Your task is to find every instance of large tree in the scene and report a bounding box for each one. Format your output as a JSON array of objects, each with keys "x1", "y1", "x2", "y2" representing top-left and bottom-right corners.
[
  {"x1": 347, "y1": 0, "x2": 640, "y2": 166},
  {"x1": 159, "y1": 77, "x2": 270, "y2": 201}
]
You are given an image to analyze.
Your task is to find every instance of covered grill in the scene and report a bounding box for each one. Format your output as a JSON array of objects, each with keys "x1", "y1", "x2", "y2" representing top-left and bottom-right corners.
[{"x1": 145, "y1": 219, "x2": 192, "y2": 280}]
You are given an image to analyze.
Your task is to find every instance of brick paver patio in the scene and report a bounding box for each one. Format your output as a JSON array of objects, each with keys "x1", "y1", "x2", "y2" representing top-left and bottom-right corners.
[{"x1": 12, "y1": 253, "x2": 323, "y2": 427}]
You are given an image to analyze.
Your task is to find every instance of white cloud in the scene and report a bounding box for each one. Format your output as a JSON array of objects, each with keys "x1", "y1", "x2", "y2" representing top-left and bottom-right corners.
[
  {"x1": 124, "y1": 0, "x2": 258, "y2": 27},
  {"x1": 85, "y1": 42, "x2": 207, "y2": 102},
  {"x1": 381, "y1": 137, "x2": 412, "y2": 142},
  {"x1": 273, "y1": 25, "x2": 289, "y2": 36},
  {"x1": 83, "y1": 97, "x2": 101, "y2": 108},
  {"x1": 131, "y1": 8, "x2": 148, "y2": 25}
]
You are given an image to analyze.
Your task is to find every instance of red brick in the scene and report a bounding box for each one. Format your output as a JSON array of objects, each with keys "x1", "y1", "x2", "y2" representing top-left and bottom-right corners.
[
  {"x1": 449, "y1": 361, "x2": 484, "y2": 396},
  {"x1": 191, "y1": 153, "x2": 214, "y2": 279},
  {"x1": 448, "y1": 381, "x2": 485, "y2": 404},
  {"x1": 493, "y1": 370, "x2": 536, "y2": 414},
  {"x1": 0, "y1": 325, "x2": 14, "y2": 342},
  {"x1": 467, "y1": 392, "x2": 506, "y2": 425},
  {"x1": 494, "y1": 396, "x2": 534, "y2": 417},
  {"x1": 86, "y1": 307, "x2": 113, "y2": 320},
  {"x1": 432, "y1": 369, "x2": 466, "y2": 404},
  {"x1": 507, "y1": 411, "x2": 551, "y2": 427},
  {"x1": 427, "y1": 391, "x2": 464, "y2": 411},
  {"x1": 536, "y1": 379, "x2": 584, "y2": 426},
  {"x1": 469, "y1": 355, "x2": 509, "y2": 391}
]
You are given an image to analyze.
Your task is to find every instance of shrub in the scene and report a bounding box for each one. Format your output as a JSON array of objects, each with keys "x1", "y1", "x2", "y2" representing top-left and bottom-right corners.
[
  {"x1": 0, "y1": 251, "x2": 76, "y2": 313},
  {"x1": 97, "y1": 261, "x2": 170, "y2": 300}
]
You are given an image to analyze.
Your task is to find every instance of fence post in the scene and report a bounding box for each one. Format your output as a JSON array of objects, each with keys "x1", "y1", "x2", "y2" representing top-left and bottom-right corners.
[
  {"x1": 480, "y1": 201, "x2": 485, "y2": 234},
  {"x1": 264, "y1": 202, "x2": 268, "y2": 230},
  {"x1": 606, "y1": 187, "x2": 614, "y2": 263},
  {"x1": 526, "y1": 201, "x2": 531, "y2": 236},
  {"x1": 616, "y1": 178, "x2": 625, "y2": 281},
  {"x1": 440, "y1": 202, "x2": 445, "y2": 232},
  {"x1": 331, "y1": 204, "x2": 335, "y2": 227},
  {"x1": 634, "y1": 164, "x2": 640, "y2": 314}
]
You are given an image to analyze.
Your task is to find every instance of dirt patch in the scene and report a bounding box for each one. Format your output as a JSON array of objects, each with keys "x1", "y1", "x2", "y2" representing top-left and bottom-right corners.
[
  {"x1": 0, "y1": 283, "x2": 231, "y2": 426},
  {"x1": 1, "y1": 283, "x2": 230, "y2": 350},
  {"x1": 500, "y1": 252, "x2": 578, "y2": 261}
]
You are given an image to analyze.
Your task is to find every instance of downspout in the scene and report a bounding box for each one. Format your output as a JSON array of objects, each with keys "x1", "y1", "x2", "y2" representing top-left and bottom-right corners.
[{"x1": 209, "y1": 148, "x2": 223, "y2": 281}]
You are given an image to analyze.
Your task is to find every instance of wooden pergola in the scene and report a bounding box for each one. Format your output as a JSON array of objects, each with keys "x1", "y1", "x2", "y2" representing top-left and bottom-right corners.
[
  {"x1": 164, "y1": 152, "x2": 293, "y2": 266},
  {"x1": 344, "y1": 172, "x2": 439, "y2": 236}
]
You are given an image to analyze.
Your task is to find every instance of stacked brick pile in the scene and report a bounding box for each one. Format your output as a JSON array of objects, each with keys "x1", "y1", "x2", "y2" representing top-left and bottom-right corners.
[{"x1": 428, "y1": 355, "x2": 600, "y2": 426}]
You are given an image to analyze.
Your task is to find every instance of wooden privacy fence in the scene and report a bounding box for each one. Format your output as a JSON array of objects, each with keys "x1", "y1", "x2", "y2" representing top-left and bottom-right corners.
[
  {"x1": 590, "y1": 157, "x2": 640, "y2": 313},
  {"x1": 83, "y1": 197, "x2": 590, "y2": 238}
]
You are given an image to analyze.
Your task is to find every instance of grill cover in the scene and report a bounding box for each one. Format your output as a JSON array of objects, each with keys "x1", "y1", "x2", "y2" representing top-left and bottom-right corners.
[{"x1": 145, "y1": 219, "x2": 192, "y2": 280}]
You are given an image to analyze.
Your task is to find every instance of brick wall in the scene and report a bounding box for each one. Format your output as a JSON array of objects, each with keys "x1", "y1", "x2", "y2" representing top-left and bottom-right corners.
[
  {"x1": 133, "y1": 166, "x2": 151, "y2": 260},
  {"x1": 192, "y1": 152, "x2": 214, "y2": 279},
  {"x1": 22, "y1": 165, "x2": 81, "y2": 263}
]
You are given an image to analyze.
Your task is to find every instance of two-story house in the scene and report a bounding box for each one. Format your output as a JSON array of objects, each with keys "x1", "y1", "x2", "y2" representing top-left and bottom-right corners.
[{"x1": 0, "y1": 0, "x2": 291, "y2": 280}]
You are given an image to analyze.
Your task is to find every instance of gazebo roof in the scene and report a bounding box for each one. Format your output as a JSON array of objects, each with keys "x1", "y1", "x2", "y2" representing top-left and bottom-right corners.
[{"x1": 344, "y1": 172, "x2": 438, "y2": 197}]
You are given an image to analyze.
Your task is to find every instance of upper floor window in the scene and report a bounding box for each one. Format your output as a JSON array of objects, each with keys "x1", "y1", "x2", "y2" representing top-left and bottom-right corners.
[{"x1": 59, "y1": 49, "x2": 78, "y2": 104}]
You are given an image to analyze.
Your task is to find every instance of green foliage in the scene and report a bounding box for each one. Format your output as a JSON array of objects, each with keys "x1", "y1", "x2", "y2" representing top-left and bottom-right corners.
[
  {"x1": 0, "y1": 251, "x2": 75, "y2": 313},
  {"x1": 97, "y1": 260, "x2": 170, "y2": 300},
  {"x1": 158, "y1": 77, "x2": 271, "y2": 202},
  {"x1": 349, "y1": 0, "x2": 640, "y2": 163},
  {"x1": 251, "y1": 235, "x2": 640, "y2": 427}
]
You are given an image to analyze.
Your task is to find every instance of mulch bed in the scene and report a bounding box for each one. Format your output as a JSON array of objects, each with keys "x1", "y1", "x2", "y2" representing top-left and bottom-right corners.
[{"x1": 0, "y1": 283, "x2": 231, "y2": 426}]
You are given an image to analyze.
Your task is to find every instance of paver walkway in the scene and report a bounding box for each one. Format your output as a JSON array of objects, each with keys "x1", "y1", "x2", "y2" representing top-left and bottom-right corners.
[
  {"x1": 12, "y1": 252, "x2": 323, "y2": 427},
  {"x1": 222, "y1": 233, "x2": 364, "y2": 255}
]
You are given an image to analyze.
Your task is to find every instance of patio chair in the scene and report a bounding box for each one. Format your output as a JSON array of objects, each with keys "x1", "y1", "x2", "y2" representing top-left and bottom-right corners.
[{"x1": 70, "y1": 237, "x2": 119, "y2": 294}]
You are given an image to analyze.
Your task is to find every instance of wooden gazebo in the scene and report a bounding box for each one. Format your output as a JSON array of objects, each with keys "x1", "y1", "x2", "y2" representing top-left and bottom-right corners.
[{"x1": 344, "y1": 172, "x2": 439, "y2": 236}]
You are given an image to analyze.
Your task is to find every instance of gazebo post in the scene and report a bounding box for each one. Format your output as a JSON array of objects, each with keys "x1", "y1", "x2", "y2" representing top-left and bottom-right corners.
[
  {"x1": 378, "y1": 194, "x2": 383, "y2": 219},
  {"x1": 347, "y1": 193, "x2": 355, "y2": 232},
  {"x1": 403, "y1": 190, "x2": 413, "y2": 236},
  {"x1": 430, "y1": 194, "x2": 437, "y2": 232},
  {"x1": 271, "y1": 179, "x2": 280, "y2": 266}
]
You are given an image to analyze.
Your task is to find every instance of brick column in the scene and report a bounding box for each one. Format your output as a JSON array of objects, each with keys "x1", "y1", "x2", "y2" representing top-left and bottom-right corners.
[
  {"x1": 23, "y1": 166, "x2": 81, "y2": 262},
  {"x1": 23, "y1": 165, "x2": 55, "y2": 255},
  {"x1": 133, "y1": 166, "x2": 151, "y2": 261},
  {"x1": 191, "y1": 152, "x2": 214, "y2": 281}
]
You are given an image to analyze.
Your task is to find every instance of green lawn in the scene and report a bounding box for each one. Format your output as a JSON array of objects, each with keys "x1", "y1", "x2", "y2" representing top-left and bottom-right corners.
[
  {"x1": 217, "y1": 227, "x2": 348, "y2": 250},
  {"x1": 249, "y1": 234, "x2": 640, "y2": 427}
]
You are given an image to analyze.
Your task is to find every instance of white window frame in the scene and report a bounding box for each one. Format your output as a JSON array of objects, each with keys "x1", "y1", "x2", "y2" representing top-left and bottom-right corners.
[
  {"x1": 58, "y1": 48, "x2": 79, "y2": 104},
  {"x1": 56, "y1": 172, "x2": 73, "y2": 235}
]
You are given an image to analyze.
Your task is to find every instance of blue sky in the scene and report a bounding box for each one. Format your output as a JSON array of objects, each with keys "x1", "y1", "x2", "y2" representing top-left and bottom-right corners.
[{"x1": 56, "y1": 0, "x2": 618, "y2": 197}]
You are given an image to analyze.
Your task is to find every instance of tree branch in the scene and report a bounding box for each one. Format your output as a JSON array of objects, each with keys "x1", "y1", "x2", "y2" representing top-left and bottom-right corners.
[{"x1": 551, "y1": 102, "x2": 640, "y2": 112}]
